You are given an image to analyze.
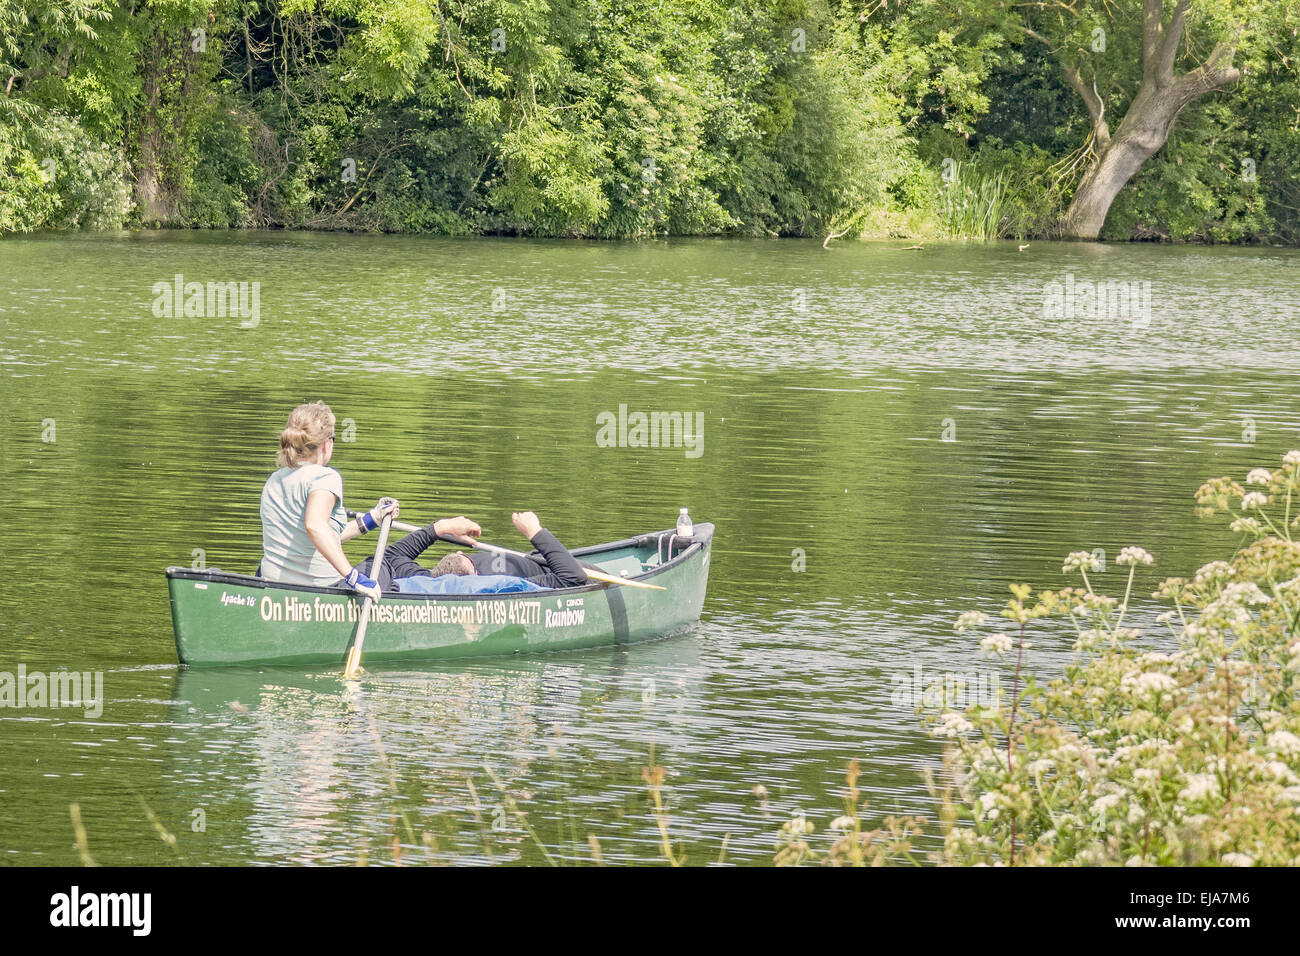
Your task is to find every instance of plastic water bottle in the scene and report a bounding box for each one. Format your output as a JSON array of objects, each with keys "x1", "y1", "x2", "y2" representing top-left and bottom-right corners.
[{"x1": 676, "y1": 507, "x2": 693, "y2": 538}]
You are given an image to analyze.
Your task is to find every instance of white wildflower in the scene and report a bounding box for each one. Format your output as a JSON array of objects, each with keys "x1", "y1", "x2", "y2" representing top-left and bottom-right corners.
[
  {"x1": 1073, "y1": 628, "x2": 1106, "y2": 652},
  {"x1": 1222, "y1": 852, "x2": 1255, "y2": 867},
  {"x1": 781, "y1": 816, "x2": 814, "y2": 836},
  {"x1": 1263, "y1": 761, "x2": 1298, "y2": 784},
  {"x1": 1241, "y1": 491, "x2": 1269, "y2": 510},
  {"x1": 1122, "y1": 671, "x2": 1177, "y2": 696},
  {"x1": 1220, "y1": 581, "x2": 1270, "y2": 606},
  {"x1": 1266, "y1": 730, "x2": 1300, "y2": 756},
  {"x1": 828, "y1": 816, "x2": 856, "y2": 832},
  {"x1": 980, "y1": 631, "x2": 1013, "y2": 654},
  {"x1": 934, "y1": 712, "x2": 973, "y2": 738},
  {"x1": 1025, "y1": 759, "x2": 1053, "y2": 776},
  {"x1": 1091, "y1": 793, "x2": 1123, "y2": 814},
  {"x1": 1246, "y1": 468, "x2": 1273, "y2": 485},
  {"x1": 1256, "y1": 709, "x2": 1283, "y2": 730},
  {"x1": 954, "y1": 610, "x2": 988, "y2": 632},
  {"x1": 1285, "y1": 450, "x2": 1300, "y2": 466},
  {"x1": 1193, "y1": 561, "x2": 1232, "y2": 585},
  {"x1": 1178, "y1": 774, "x2": 1220, "y2": 802},
  {"x1": 1116, "y1": 546, "x2": 1154, "y2": 566},
  {"x1": 1063, "y1": 551, "x2": 1101, "y2": 573},
  {"x1": 1137, "y1": 652, "x2": 1172, "y2": 666}
]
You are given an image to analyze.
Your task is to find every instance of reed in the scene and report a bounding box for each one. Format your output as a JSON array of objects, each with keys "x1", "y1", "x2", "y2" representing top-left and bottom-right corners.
[{"x1": 938, "y1": 162, "x2": 1008, "y2": 240}]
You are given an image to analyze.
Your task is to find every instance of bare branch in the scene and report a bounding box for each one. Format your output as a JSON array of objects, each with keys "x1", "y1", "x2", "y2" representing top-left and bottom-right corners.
[
  {"x1": 1172, "y1": 62, "x2": 1241, "y2": 110},
  {"x1": 1143, "y1": 0, "x2": 1165, "y2": 82},
  {"x1": 1064, "y1": 64, "x2": 1111, "y2": 149},
  {"x1": 1170, "y1": 31, "x2": 1241, "y2": 109},
  {"x1": 1019, "y1": 25, "x2": 1055, "y2": 50},
  {"x1": 1156, "y1": 0, "x2": 1191, "y2": 84},
  {"x1": 1204, "y1": 38, "x2": 1234, "y2": 72}
]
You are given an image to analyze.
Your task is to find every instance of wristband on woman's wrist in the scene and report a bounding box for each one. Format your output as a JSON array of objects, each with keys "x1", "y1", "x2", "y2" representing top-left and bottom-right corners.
[{"x1": 355, "y1": 515, "x2": 369, "y2": 535}]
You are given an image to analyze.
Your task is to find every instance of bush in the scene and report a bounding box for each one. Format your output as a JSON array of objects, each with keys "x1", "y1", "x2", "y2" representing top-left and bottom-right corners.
[
  {"x1": 937, "y1": 452, "x2": 1300, "y2": 866},
  {"x1": 0, "y1": 106, "x2": 132, "y2": 231}
]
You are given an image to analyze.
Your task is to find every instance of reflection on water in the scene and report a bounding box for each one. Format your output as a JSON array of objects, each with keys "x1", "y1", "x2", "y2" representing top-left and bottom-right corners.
[{"x1": 1, "y1": 232, "x2": 1298, "y2": 864}]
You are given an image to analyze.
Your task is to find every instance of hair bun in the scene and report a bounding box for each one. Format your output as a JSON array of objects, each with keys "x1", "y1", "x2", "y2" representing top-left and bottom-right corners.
[{"x1": 276, "y1": 402, "x2": 335, "y2": 468}]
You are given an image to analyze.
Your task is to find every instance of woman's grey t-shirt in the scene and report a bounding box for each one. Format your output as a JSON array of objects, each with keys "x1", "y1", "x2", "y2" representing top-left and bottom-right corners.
[{"x1": 260, "y1": 464, "x2": 346, "y2": 586}]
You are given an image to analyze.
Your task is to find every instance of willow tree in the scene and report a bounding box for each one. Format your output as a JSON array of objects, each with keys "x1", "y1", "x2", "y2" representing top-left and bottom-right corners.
[{"x1": 1023, "y1": 1, "x2": 1248, "y2": 239}]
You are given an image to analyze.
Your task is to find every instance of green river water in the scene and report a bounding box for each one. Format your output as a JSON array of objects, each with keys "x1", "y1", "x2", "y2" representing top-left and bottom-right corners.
[{"x1": 1, "y1": 231, "x2": 1298, "y2": 865}]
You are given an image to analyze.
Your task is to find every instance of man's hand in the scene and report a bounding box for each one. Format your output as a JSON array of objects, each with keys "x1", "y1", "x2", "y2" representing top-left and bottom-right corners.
[
  {"x1": 511, "y1": 511, "x2": 543, "y2": 540},
  {"x1": 435, "y1": 516, "x2": 482, "y2": 541}
]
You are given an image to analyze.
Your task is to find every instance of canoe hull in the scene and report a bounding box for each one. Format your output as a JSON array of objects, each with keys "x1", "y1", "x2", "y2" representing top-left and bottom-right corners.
[{"x1": 167, "y1": 524, "x2": 712, "y2": 667}]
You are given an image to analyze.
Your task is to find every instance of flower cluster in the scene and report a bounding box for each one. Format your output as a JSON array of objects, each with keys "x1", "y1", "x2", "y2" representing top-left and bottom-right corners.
[{"x1": 931, "y1": 452, "x2": 1300, "y2": 867}]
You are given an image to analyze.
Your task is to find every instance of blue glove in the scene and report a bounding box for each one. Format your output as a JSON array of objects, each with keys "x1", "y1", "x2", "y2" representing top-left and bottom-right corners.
[
  {"x1": 358, "y1": 497, "x2": 400, "y2": 533},
  {"x1": 346, "y1": 567, "x2": 382, "y2": 603}
]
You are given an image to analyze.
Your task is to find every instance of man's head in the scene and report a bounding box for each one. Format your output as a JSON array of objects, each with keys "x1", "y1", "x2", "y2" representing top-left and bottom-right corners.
[{"x1": 434, "y1": 552, "x2": 476, "y2": 577}]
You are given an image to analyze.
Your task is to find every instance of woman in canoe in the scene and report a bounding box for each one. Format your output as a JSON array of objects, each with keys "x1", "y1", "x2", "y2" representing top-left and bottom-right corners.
[{"x1": 259, "y1": 401, "x2": 481, "y2": 601}]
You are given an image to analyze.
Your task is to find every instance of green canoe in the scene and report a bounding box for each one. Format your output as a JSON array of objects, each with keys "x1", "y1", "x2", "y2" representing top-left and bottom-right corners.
[{"x1": 166, "y1": 523, "x2": 713, "y2": 667}]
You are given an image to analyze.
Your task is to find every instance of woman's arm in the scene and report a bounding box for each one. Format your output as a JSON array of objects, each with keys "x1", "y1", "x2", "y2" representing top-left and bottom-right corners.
[
  {"x1": 305, "y1": 488, "x2": 353, "y2": 578},
  {"x1": 341, "y1": 498, "x2": 401, "y2": 542}
]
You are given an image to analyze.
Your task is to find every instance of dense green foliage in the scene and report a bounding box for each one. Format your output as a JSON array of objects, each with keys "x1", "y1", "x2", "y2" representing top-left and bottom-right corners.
[{"x1": 1, "y1": 0, "x2": 1298, "y2": 240}]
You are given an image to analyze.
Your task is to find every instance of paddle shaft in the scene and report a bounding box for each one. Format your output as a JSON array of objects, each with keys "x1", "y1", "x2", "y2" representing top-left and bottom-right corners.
[
  {"x1": 342, "y1": 512, "x2": 394, "y2": 678},
  {"x1": 388, "y1": 520, "x2": 666, "y2": 591}
]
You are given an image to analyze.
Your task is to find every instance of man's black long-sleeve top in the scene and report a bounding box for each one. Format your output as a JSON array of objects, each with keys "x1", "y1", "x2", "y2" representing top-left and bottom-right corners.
[
  {"x1": 467, "y1": 529, "x2": 588, "y2": 588},
  {"x1": 358, "y1": 523, "x2": 587, "y2": 591}
]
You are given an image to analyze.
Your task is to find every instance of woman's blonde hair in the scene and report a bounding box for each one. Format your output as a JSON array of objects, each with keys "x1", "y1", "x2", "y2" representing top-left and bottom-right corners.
[{"x1": 277, "y1": 401, "x2": 336, "y2": 468}]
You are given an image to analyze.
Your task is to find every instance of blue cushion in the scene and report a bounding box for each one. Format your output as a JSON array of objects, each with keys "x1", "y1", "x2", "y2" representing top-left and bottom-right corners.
[{"x1": 393, "y1": 574, "x2": 549, "y2": 595}]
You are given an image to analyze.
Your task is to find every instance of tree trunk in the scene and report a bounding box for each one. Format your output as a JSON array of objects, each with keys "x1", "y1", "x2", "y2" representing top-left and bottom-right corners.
[
  {"x1": 136, "y1": 32, "x2": 172, "y2": 224},
  {"x1": 134, "y1": 24, "x2": 191, "y2": 225},
  {"x1": 1061, "y1": 90, "x2": 1183, "y2": 239},
  {"x1": 1055, "y1": 0, "x2": 1240, "y2": 240}
]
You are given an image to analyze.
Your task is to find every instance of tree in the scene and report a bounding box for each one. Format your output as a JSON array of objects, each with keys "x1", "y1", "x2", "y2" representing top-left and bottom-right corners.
[{"x1": 1024, "y1": 1, "x2": 1246, "y2": 239}]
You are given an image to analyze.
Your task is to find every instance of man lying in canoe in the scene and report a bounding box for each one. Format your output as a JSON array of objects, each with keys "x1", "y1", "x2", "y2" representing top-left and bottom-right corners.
[{"x1": 355, "y1": 511, "x2": 588, "y2": 593}]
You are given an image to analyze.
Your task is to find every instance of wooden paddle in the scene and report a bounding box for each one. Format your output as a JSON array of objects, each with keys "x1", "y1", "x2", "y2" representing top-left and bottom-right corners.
[
  {"x1": 389, "y1": 520, "x2": 667, "y2": 591},
  {"x1": 342, "y1": 512, "x2": 394, "y2": 678}
]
